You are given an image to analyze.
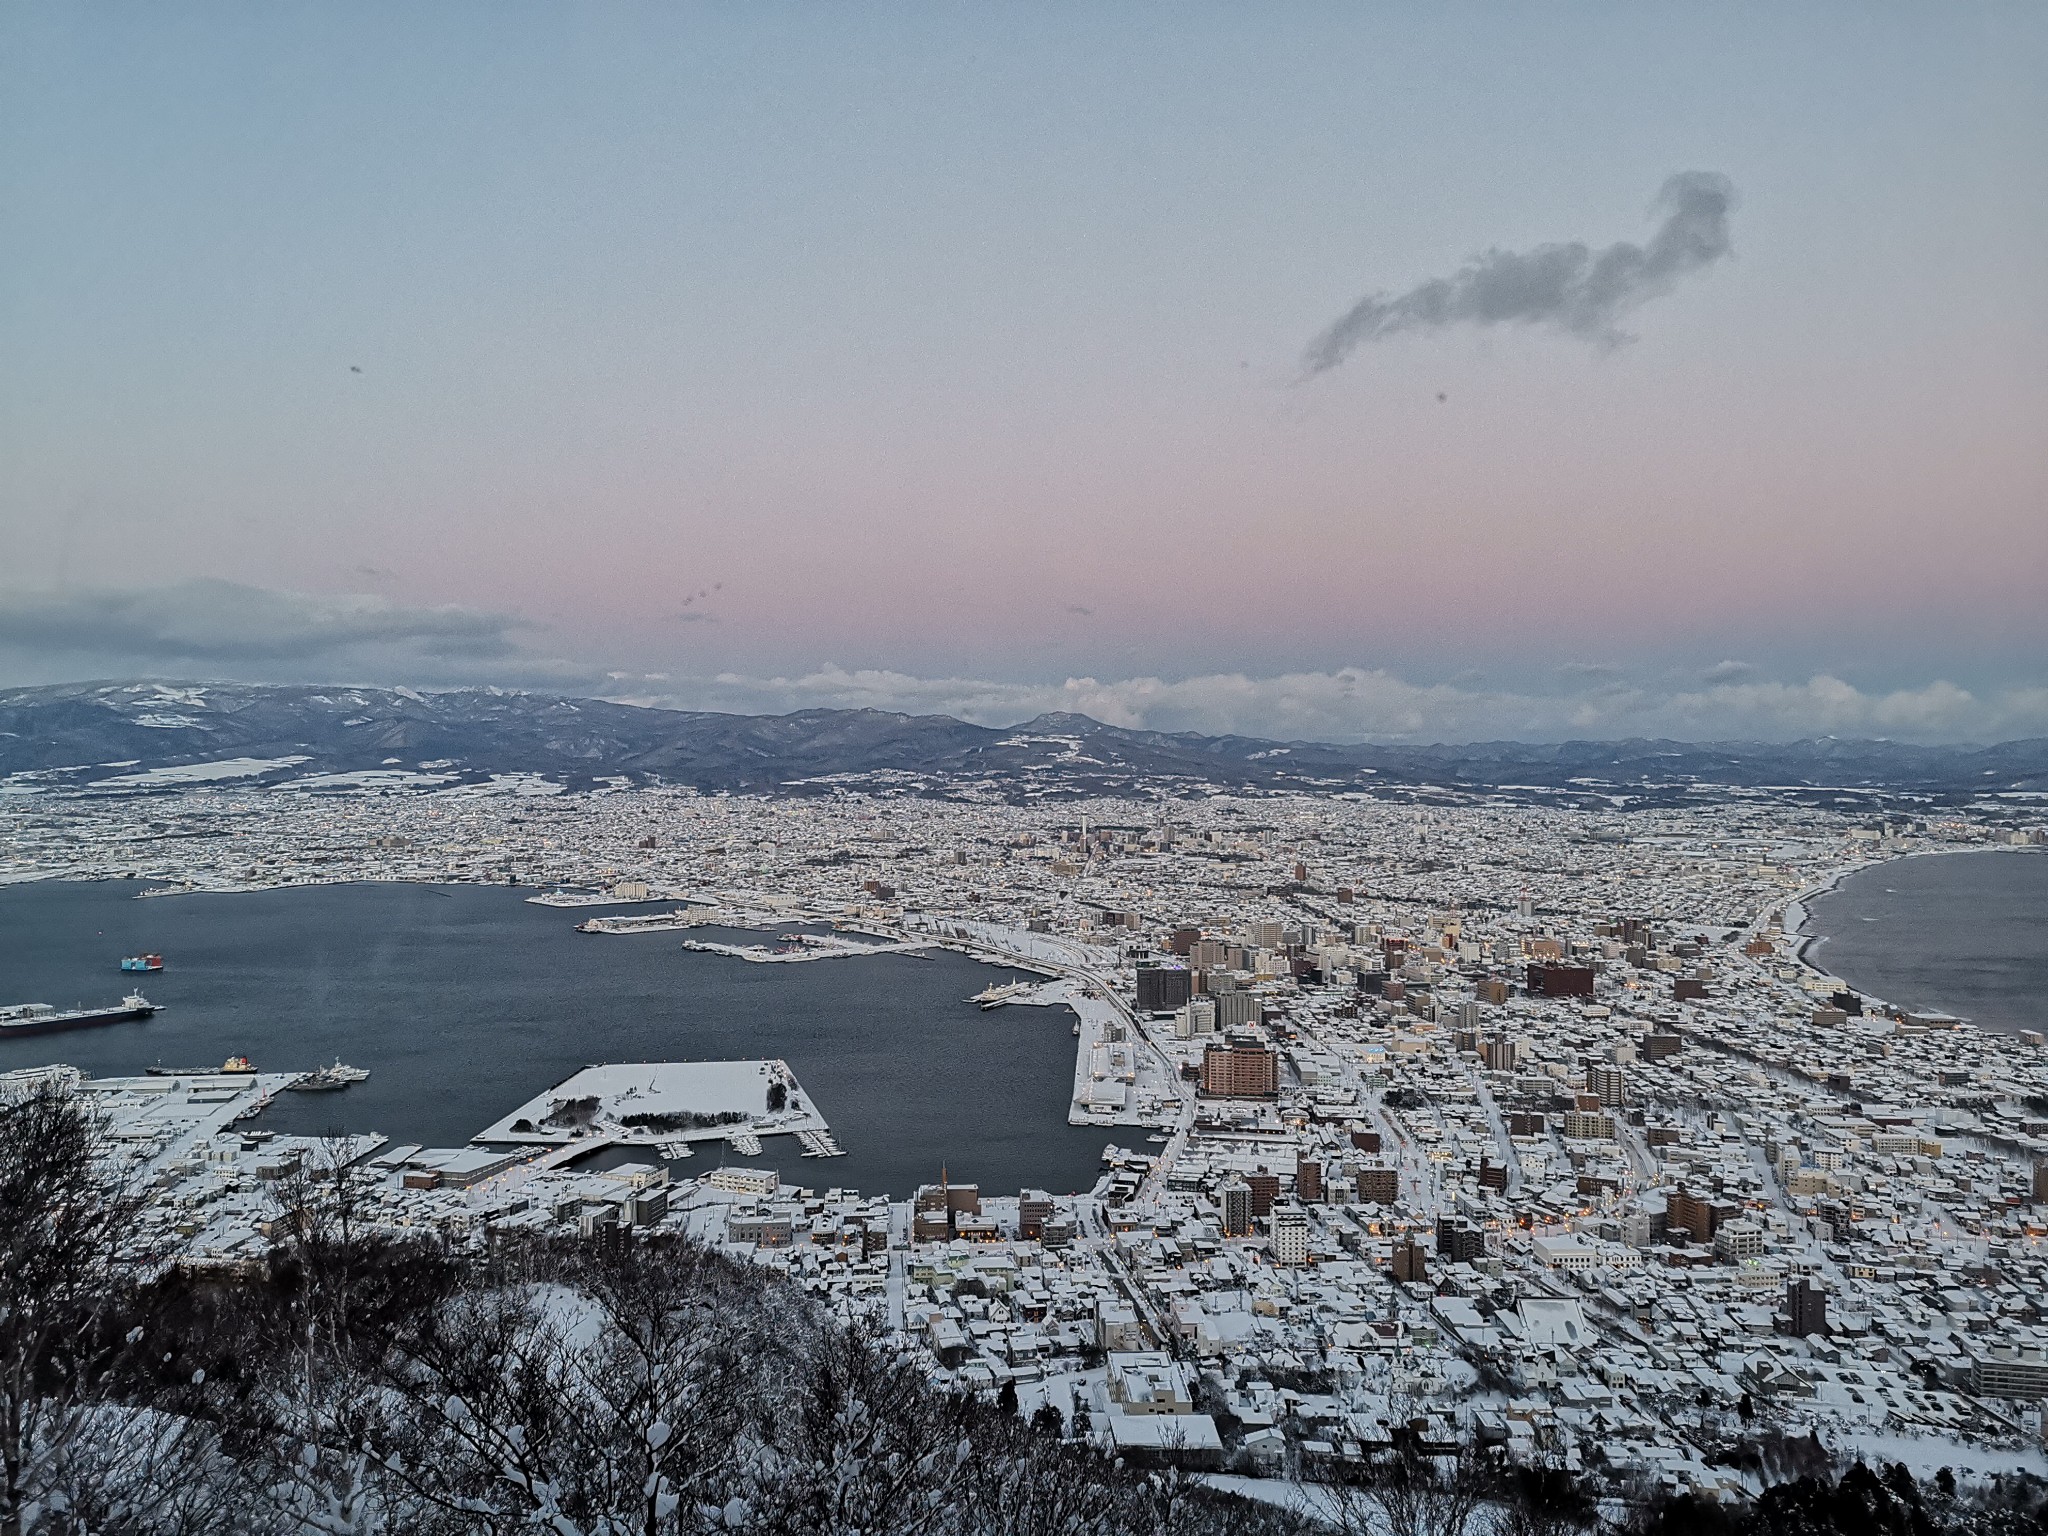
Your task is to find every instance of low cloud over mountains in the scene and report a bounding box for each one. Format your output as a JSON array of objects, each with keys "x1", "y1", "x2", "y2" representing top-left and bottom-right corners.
[{"x1": 1, "y1": 580, "x2": 2039, "y2": 747}]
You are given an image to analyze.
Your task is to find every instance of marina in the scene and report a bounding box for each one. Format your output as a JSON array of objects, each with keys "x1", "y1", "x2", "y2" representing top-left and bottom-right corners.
[{"x1": 796, "y1": 1128, "x2": 845, "y2": 1157}]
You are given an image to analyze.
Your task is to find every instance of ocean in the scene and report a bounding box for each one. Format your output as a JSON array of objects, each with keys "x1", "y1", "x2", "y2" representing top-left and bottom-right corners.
[
  {"x1": 0, "y1": 880, "x2": 1111, "y2": 1198},
  {"x1": 1805, "y1": 849, "x2": 2048, "y2": 1037}
]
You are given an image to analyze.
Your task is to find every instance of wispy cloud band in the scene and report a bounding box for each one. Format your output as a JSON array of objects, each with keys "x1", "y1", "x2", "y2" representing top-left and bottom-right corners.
[{"x1": 1, "y1": 581, "x2": 2036, "y2": 745}]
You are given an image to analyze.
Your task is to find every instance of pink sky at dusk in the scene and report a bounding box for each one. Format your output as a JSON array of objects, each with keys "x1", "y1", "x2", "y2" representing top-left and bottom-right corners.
[{"x1": 2, "y1": 5, "x2": 2042, "y2": 740}]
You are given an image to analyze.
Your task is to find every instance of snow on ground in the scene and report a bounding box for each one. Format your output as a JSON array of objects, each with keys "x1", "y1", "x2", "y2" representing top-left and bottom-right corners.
[
  {"x1": 278, "y1": 769, "x2": 459, "y2": 790},
  {"x1": 474, "y1": 1059, "x2": 828, "y2": 1145},
  {"x1": 1822, "y1": 1429, "x2": 2048, "y2": 1482},
  {"x1": 89, "y1": 756, "x2": 310, "y2": 788}
]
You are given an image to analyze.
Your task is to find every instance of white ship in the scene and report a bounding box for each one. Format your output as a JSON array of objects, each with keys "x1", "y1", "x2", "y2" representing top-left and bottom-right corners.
[{"x1": 970, "y1": 980, "x2": 1035, "y2": 1010}]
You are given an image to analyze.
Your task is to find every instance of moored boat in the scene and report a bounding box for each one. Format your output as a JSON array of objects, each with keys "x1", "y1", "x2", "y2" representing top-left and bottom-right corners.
[{"x1": 0, "y1": 994, "x2": 157, "y2": 1038}]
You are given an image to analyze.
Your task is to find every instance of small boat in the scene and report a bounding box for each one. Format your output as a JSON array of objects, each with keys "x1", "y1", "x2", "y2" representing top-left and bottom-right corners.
[
  {"x1": 1072, "y1": 1022, "x2": 1081, "y2": 1036},
  {"x1": 120, "y1": 954, "x2": 165, "y2": 973},
  {"x1": 220, "y1": 1056, "x2": 255, "y2": 1074}
]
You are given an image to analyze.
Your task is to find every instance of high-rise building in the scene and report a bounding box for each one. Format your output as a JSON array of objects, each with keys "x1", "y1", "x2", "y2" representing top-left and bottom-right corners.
[
  {"x1": 1561, "y1": 1108, "x2": 1614, "y2": 1140},
  {"x1": 1246, "y1": 1171, "x2": 1280, "y2": 1219},
  {"x1": 1295, "y1": 1157, "x2": 1323, "y2": 1203},
  {"x1": 1391, "y1": 1239, "x2": 1428, "y2": 1283},
  {"x1": 1200, "y1": 1043, "x2": 1278, "y2": 1099},
  {"x1": 1434, "y1": 1217, "x2": 1485, "y2": 1264},
  {"x1": 1213, "y1": 990, "x2": 1259, "y2": 1030},
  {"x1": 1018, "y1": 1189, "x2": 1054, "y2": 1241},
  {"x1": 1136, "y1": 964, "x2": 1192, "y2": 1013},
  {"x1": 1784, "y1": 1277, "x2": 1829, "y2": 1337},
  {"x1": 1713, "y1": 1219, "x2": 1766, "y2": 1263},
  {"x1": 1270, "y1": 1205, "x2": 1310, "y2": 1265},
  {"x1": 2034, "y1": 1163, "x2": 2048, "y2": 1206},
  {"x1": 1586, "y1": 1063, "x2": 1627, "y2": 1108},
  {"x1": 1665, "y1": 1188, "x2": 1726, "y2": 1243},
  {"x1": 1219, "y1": 1177, "x2": 1252, "y2": 1237},
  {"x1": 1356, "y1": 1165, "x2": 1399, "y2": 1205},
  {"x1": 1528, "y1": 964, "x2": 1596, "y2": 998},
  {"x1": 1483, "y1": 1038, "x2": 1522, "y2": 1073}
]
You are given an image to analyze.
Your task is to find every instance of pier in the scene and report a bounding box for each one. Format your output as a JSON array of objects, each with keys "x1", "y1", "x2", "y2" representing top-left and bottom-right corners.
[
  {"x1": 473, "y1": 1059, "x2": 834, "y2": 1152},
  {"x1": 679, "y1": 934, "x2": 933, "y2": 963}
]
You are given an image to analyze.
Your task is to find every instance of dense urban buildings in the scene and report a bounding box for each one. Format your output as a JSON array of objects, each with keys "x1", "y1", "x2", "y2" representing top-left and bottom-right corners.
[{"x1": 4, "y1": 752, "x2": 2047, "y2": 1503}]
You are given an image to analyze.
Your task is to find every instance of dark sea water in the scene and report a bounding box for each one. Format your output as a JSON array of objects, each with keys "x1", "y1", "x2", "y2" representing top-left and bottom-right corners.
[
  {"x1": 0, "y1": 881, "x2": 1109, "y2": 1197},
  {"x1": 1807, "y1": 849, "x2": 2048, "y2": 1037}
]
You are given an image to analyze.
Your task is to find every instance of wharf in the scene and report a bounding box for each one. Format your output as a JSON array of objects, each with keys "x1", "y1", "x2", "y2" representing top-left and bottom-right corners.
[
  {"x1": 680, "y1": 934, "x2": 933, "y2": 963},
  {"x1": 473, "y1": 1060, "x2": 832, "y2": 1151}
]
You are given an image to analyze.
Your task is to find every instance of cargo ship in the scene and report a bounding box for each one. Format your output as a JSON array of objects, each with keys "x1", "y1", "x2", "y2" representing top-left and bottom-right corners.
[
  {"x1": 120, "y1": 954, "x2": 165, "y2": 973},
  {"x1": 145, "y1": 1055, "x2": 256, "y2": 1077},
  {"x1": 0, "y1": 994, "x2": 158, "y2": 1038}
]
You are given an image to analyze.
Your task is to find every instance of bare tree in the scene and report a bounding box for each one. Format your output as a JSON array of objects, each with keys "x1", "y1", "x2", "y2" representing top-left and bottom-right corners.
[
  {"x1": 0, "y1": 1085, "x2": 234, "y2": 1536},
  {"x1": 1490, "y1": 1464, "x2": 1596, "y2": 1536},
  {"x1": 1305, "y1": 1420, "x2": 1496, "y2": 1536}
]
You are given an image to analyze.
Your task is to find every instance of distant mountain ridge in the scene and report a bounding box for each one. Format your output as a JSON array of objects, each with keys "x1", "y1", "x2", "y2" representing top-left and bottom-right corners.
[{"x1": 2, "y1": 679, "x2": 2043, "y2": 799}]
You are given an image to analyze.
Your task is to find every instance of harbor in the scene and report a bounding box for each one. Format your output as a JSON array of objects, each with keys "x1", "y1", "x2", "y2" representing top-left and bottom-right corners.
[{"x1": 0, "y1": 880, "x2": 1111, "y2": 1198}]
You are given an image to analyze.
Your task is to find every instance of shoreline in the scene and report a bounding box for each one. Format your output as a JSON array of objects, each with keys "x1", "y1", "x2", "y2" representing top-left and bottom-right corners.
[{"x1": 1788, "y1": 845, "x2": 2045, "y2": 1032}]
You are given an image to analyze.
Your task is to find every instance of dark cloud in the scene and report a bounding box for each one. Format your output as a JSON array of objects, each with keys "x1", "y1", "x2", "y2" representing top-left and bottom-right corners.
[
  {"x1": 1301, "y1": 172, "x2": 1735, "y2": 376},
  {"x1": 1065, "y1": 605, "x2": 1094, "y2": 617},
  {"x1": 0, "y1": 580, "x2": 527, "y2": 663}
]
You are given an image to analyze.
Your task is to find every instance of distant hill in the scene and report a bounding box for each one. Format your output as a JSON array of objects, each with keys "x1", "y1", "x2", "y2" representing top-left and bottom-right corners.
[{"x1": 2, "y1": 679, "x2": 2043, "y2": 800}]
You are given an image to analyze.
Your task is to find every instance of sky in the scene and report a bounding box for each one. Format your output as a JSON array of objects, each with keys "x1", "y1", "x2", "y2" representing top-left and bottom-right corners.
[{"x1": 2, "y1": 4, "x2": 2044, "y2": 743}]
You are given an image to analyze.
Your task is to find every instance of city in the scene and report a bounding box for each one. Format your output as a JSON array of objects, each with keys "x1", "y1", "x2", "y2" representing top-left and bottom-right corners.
[
  {"x1": 4, "y1": 4, "x2": 2042, "y2": 1529},
  {"x1": 6, "y1": 768, "x2": 2046, "y2": 1503}
]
